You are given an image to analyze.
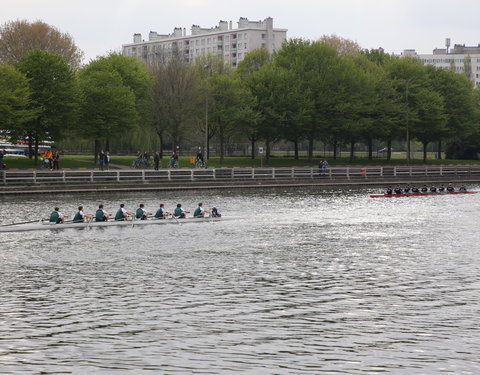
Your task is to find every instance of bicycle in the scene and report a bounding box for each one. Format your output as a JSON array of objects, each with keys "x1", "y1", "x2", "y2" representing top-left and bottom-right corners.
[
  {"x1": 132, "y1": 157, "x2": 149, "y2": 169},
  {"x1": 168, "y1": 159, "x2": 179, "y2": 168},
  {"x1": 40, "y1": 158, "x2": 51, "y2": 170},
  {"x1": 194, "y1": 158, "x2": 207, "y2": 169}
]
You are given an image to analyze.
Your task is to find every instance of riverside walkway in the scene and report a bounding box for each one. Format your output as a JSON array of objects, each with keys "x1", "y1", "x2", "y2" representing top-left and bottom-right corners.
[{"x1": 1, "y1": 165, "x2": 480, "y2": 195}]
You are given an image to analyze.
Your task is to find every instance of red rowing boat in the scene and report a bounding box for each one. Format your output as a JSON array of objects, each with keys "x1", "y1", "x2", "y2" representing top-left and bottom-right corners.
[{"x1": 370, "y1": 191, "x2": 476, "y2": 198}]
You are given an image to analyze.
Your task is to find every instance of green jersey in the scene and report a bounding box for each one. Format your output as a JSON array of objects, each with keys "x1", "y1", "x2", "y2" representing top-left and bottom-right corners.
[
  {"x1": 194, "y1": 207, "x2": 203, "y2": 217},
  {"x1": 174, "y1": 207, "x2": 183, "y2": 217},
  {"x1": 154, "y1": 208, "x2": 165, "y2": 218},
  {"x1": 136, "y1": 208, "x2": 145, "y2": 219},
  {"x1": 73, "y1": 211, "x2": 83, "y2": 223},
  {"x1": 115, "y1": 208, "x2": 125, "y2": 221},
  {"x1": 50, "y1": 211, "x2": 60, "y2": 223},
  {"x1": 95, "y1": 209, "x2": 106, "y2": 222}
]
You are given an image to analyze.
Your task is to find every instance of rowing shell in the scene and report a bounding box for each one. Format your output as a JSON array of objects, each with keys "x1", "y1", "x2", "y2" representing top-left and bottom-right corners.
[
  {"x1": 0, "y1": 216, "x2": 225, "y2": 233},
  {"x1": 370, "y1": 191, "x2": 476, "y2": 198}
]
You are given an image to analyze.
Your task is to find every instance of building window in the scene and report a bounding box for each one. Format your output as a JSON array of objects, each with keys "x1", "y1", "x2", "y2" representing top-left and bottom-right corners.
[
  {"x1": 262, "y1": 34, "x2": 266, "y2": 39},
  {"x1": 244, "y1": 43, "x2": 248, "y2": 49},
  {"x1": 207, "y1": 38, "x2": 211, "y2": 44},
  {"x1": 201, "y1": 39, "x2": 205, "y2": 45}
]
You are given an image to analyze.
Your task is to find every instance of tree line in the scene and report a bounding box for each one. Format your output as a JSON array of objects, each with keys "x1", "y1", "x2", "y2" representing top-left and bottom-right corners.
[{"x1": 1, "y1": 20, "x2": 480, "y2": 165}]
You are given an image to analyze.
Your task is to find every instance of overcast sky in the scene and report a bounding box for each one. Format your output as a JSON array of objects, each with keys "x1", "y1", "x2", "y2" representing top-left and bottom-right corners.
[{"x1": 2, "y1": 0, "x2": 479, "y2": 63}]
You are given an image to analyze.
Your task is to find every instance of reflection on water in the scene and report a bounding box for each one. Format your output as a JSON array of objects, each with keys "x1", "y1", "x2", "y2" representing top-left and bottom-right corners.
[{"x1": 1, "y1": 186, "x2": 480, "y2": 374}]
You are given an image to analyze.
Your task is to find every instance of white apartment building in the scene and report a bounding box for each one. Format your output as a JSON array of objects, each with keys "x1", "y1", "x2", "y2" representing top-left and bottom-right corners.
[
  {"x1": 403, "y1": 41, "x2": 480, "y2": 87},
  {"x1": 122, "y1": 17, "x2": 287, "y2": 67}
]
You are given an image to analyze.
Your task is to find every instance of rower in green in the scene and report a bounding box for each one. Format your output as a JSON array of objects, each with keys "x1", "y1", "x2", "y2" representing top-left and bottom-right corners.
[
  {"x1": 154, "y1": 204, "x2": 170, "y2": 219},
  {"x1": 115, "y1": 204, "x2": 133, "y2": 221},
  {"x1": 73, "y1": 206, "x2": 93, "y2": 223},
  {"x1": 95, "y1": 204, "x2": 109, "y2": 222},
  {"x1": 193, "y1": 202, "x2": 210, "y2": 218},
  {"x1": 173, "y1": 203, "x2": 189, "y2": 219},
  {"x1": 49, "y1": 207, "x2": 65, "y2": 224},
  {"x1": 135, "y1": 204, "x2": 152, "y2": 220}
]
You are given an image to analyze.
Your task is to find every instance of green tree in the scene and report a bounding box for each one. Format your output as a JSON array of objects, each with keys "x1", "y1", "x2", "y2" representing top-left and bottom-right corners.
[
  {"x1": 236, "y1": 48, "x2": 271, "y2": 76},
  {"x1": 410, "y1": 87, "x2": 446, "y2": 162},
  {"x1": 274, "y1": 39, "x2": 340, "y2": 161},
  {"x1": 247, "y1": 62, "x2": 286, "y2": 160},
  {"x1": 236, "y1": 48, "x2": 271, "y2": 159},
  {"x1": 77, "y1": 69, "x2": 137, "y2": 162},
  {"x1": 15, "y1": 49, "x2": 77, "y2": 163},
  {"x1": 385, "y1": 56, "x2": 432, "y2": 161},
  {"x1": 361, "y1": 51, "x2": 405, "y2": 160},
  {"x1": 208, "y1": 72, "x2": 257, "y2": 163},
  {"x1": 80, "y1": 53, "x2": 152, "y2": 150},
  {"x1": 426, "y1": 66, "x2": 477, "y2": 158},
  {"x1": 0, "y1": 63, "x2": 34, "y2": 137}
]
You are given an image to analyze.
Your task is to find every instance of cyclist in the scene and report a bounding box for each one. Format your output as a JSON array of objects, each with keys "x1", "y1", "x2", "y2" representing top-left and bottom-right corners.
[
  {"x1": 195, "y1": 148, "x2": 205, "y2": 168},
  {"x1": 169, "y1": 152, "x2": 179, "y2": 168}
]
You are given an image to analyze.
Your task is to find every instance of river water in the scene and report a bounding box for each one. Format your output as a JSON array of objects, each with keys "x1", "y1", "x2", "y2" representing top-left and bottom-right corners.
[{"x1": 0, "y1": 185, "x2": 479, "y2": 374}]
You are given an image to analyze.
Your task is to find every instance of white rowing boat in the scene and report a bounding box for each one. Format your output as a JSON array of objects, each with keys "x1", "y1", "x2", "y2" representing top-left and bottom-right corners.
[{"x1": 0, "y1": 216, "x2": 225, "y2": 233}]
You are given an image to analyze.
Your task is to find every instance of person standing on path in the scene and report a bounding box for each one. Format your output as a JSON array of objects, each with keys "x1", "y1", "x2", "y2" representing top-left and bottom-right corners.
[
  {"x1": 99, "y1": 150, "x2": 105, "y2": 171},
  {"x1": 154, "y1": 151, "x2": 160, "y2": 170}
]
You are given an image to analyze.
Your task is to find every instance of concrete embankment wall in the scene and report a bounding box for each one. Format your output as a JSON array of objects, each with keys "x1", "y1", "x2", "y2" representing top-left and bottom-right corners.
[{"x1": 1, "y1": 166, "x2": 480, "y2": 195}]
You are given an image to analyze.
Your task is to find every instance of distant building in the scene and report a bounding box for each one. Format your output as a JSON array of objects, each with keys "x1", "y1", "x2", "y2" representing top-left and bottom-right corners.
[
  {"x1": 403, "y1": 40, "x2": 480, "y2": 87},
  {"x1": 122, "y1": 17, "x2": 287, "y2": 67}
]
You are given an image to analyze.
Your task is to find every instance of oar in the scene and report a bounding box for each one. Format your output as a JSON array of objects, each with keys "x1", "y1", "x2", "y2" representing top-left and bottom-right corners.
[
  {"x1": 1, "y1": 219, "x2": 43, "y2": 227},
  {"x1": 171, "y1": 215, "x2": 181, "y2": 224}
]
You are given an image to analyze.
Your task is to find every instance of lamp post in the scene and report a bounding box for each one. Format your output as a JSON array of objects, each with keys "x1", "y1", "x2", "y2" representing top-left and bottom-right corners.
[
  {"x1": 203, "y1": 65, "x2": 209, "y2": 160},
  {"x1": 404, "y1": 79, "x2": 410, "y2": 163}
]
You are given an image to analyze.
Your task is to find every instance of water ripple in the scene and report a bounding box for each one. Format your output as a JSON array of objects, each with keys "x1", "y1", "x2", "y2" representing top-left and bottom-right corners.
[{"x1": 1, "y1": 186, "x2": 479, "y2": 374}]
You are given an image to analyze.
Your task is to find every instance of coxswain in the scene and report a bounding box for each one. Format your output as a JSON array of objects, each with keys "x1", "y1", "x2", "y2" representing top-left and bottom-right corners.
[
  {"x1": 154, "y1": 203, "x2": 170, "y2": 219},
  {"x1": 135, "y1": 204, "x2": 151, "y2": 220},
  {"x1": 73, "y1": 206, "x2": 93, "y2": 223},
  {"x1": 404, "y1": 184, "x2": 411, "y2": 193},
  {"x1": 385, "y1": 187, "x2": 393, "y2": 195},
  {"x1": 411, "y1": 186, "x2": 419, "y2": 193},
  {"x1": 211, "y1": 207, "x2": 222, "y2": 218},
  {"x1": 430, "y1": 185, "x2": 437, "y2": 193},
  {"x1": 173, "y1": 203, "x2": 189, "y2": 219},
  {"x1": 421, "y1": 185, "x2": 428, "y2": 193},
  {"x1": 95, "y1": 204, "x2": 109, "y2": 222},
  {"x1": 193, "y1": 202, "x2": 210, "y2": 218},
  {"x1": 438, "y1": 184, "x2": 445, "y2": 192},
  {"x1": 459, "y1": 185, "x2": 467, "y2": 192},
  {"x1": 115, "y1": 204, "x2": 133, "y2": 221},
  {"x1": 393, "y1": 185, "x2": 402, "y2": 194},
  {"x1": 49, "y1": 207, "x2": 65, "y2": 224},
  {"x1": 447, "y1": 184, "x2": 455, "y2": 192}
]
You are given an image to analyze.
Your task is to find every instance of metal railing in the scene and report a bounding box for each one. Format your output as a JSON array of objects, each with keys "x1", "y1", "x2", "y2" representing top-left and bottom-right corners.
[{"x1": 1, "y1": 166, "x2": 480, "y2": 186}]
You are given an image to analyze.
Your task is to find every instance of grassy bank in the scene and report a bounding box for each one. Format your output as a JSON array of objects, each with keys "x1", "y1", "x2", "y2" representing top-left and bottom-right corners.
[{"x1": 3, "y1": 153, "x2": 480, "y2": 170}]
